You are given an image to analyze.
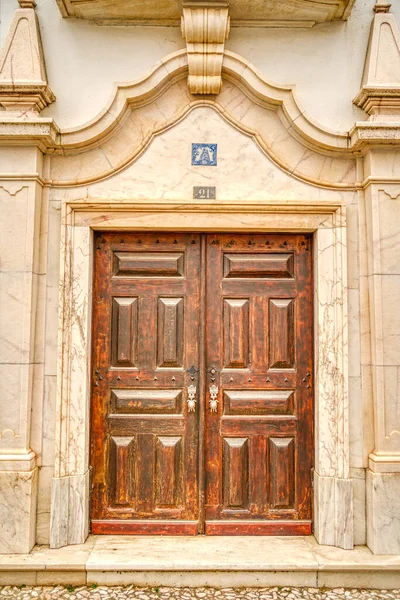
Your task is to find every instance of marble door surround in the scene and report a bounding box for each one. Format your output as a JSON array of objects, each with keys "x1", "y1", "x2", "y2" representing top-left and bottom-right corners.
[{"x1": 49, "y1": 199, "x2": 351, "y2": 550}]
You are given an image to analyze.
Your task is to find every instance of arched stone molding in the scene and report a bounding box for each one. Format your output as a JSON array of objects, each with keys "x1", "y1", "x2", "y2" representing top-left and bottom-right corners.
[{"x1": 38, "y1": 50, "x2": 357, "y2": 190}]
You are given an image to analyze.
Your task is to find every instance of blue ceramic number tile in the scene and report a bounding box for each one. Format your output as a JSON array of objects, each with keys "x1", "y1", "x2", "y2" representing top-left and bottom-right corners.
[{"x1": 192, "y1": 143, "x2": 217, "y2": 166}]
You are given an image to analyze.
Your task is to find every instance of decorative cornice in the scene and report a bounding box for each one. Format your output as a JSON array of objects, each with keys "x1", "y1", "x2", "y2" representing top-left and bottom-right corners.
[
  {"x1": 181, "y1": 1, "x2": 230, "y2": 94},
  {"x1": 0, "y1": 117, "x2": 60, "y2": 150},
  {"x1": 0, "y1": 85, "x2": 56, "y2": 113},
  {"x1": 54, "y1": 0, "x2": 355, "y2": 26},
  {"x1": 18, "y1": 0, "x2": 36, "y2": 7},
  {"x1": 350, "y1": 122, "x2": 400, "y2": 152},
  {"x1": 374, "y1": 1, "x2": 391, "y2": 14},
  {"x1": 66, "y1": 199, "x2": 345, "y2": 221},
  {"x1": 0, "y1": 7, "x2": 55, "y2": 114}
]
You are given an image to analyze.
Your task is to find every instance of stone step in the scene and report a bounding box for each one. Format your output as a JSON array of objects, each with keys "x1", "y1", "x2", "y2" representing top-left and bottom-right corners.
[{"x1": 0, "y1": 536, "x2": 400, "y2": 589}]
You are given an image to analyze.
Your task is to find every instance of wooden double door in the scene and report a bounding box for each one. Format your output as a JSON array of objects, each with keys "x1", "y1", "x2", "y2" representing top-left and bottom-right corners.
[{"x1": 90, "y1": 232, "x2": 313, "y2": 535}]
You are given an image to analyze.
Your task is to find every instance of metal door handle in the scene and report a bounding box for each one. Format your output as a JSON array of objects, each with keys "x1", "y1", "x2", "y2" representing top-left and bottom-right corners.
[
  {"x1": 209, "y1": 384, "x2": 219, "y2": 412},
  {"x1": 187, "y1": 384, "x2": 197, "y2": 412}
]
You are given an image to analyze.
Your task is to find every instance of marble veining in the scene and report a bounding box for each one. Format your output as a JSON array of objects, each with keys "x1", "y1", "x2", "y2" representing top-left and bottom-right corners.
[
  {"x1": 0, "y1": 469, "x2": 38, "y2": 554},
  {"x1": 367, "y1": 471, "x2": 400, "y2": 554}
]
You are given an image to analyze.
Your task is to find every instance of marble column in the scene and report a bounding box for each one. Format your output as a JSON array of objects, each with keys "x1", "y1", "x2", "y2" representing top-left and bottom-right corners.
[
  {"x1": 363, "y1": 167, "x2": 400, "y2": 554},
  {"x1": 312, "y1": 220, "x2": 353, "y2": 550},
  {"x1": 50, "y1": 222, "x2": 92, "y2": 549},
  {"x1": 0, "y1": 148, "x2": 44, "y2": 553},
  {"x1": 0, "y1": 1, "x2": 55, "y2": 553},
  {"x1": 352, "y1": 0, "x2": 400, "y2": 555},
  {"x1": 351, "y1": 135, "x2": 400, "y2": 556}
]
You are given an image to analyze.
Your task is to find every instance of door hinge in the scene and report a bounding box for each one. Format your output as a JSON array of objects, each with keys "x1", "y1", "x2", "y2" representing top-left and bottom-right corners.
[{"x1": 311, "y1": 468, "x2": 315, "y2": 489}]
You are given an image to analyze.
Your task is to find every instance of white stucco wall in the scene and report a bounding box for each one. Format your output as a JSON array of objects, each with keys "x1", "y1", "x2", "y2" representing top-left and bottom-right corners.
[
  {"x1": 1, "y1": 0, "x2": 399, "y2": 130},
  {"x1": 0, "y1": 0, "x2": 17, "y2": 46},
  {"x1": 226, "y1": 0, "x2": 384, "y2": 131}
]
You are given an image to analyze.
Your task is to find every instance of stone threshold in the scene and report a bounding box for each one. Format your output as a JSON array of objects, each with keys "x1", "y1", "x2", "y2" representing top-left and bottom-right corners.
[{"x1": 1, "y1": 536, "x2": 400, "y2": 589}]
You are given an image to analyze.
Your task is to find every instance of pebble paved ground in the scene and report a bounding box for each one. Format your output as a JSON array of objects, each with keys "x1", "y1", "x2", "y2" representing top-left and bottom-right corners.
[{"x1": 0, "y1": 587, "x2": 399, "y2": 600}]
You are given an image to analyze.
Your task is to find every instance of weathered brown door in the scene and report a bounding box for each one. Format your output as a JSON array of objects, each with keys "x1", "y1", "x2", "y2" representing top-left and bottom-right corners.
[
  {"x1": 90, "y1": 232, "x2": 313, "y2": 535},
  {"x1": 91, "y1": 233, "x2": 201, "y2": 534},
  {"x1": 204, "y1": 234, "x2": 313, "y2": 535}
]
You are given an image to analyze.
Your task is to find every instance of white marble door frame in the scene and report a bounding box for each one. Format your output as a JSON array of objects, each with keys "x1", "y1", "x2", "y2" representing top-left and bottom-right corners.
[{"x1": 50, "y1": 199, "x2": 352, "y2": 549}]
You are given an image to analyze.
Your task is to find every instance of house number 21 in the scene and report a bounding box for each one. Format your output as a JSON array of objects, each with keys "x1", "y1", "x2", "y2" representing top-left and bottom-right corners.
[{"x1": 193, "y1": 186, "x2": 216, "y2": 200}]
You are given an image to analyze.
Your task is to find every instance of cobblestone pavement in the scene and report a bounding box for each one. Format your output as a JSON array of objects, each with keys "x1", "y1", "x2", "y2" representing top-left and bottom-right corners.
[{"x1": 0, "y1": 587, "x2": 399, "y2": 600}]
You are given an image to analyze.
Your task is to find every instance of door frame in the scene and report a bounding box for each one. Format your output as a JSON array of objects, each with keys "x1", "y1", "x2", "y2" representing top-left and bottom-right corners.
[{"x1": 50, "y1": 198, "x2": 352, "y2": 550}]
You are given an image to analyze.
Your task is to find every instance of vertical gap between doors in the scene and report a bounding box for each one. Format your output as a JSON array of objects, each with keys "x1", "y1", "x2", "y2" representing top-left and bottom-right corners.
[{"x1": 197, "y1": 233, "x2": 206, "y2": 534}]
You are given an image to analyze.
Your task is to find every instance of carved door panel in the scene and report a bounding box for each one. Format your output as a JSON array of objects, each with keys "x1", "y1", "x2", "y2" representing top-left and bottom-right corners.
[
  {"x1": 204, "y1": 233, "x2": 313, "y2": 535},
  {"x1": 90, "y1": 233, "x2": 201, "y2": 534}
]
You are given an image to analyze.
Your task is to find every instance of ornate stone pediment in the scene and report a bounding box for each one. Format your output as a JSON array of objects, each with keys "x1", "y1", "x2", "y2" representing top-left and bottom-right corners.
[{"x1": 56, "y1": 0, "x2": 355, "y2": 27}]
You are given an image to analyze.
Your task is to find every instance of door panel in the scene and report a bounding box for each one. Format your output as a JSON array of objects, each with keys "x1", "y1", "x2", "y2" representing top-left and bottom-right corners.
[
  {"x1": 90, "y1": 233, "x2": 201, "y2": 534},
  {"x1": 223, "y1": 298, "x2": 250, "y2": 368},
  {"x1": 157, "y1": 297, "x2": 184, "y2": 367},
  {"x1": 205, "y1": 233, "x2": 313, "y2": 535},
  {"x1": 268, "y1": 298, "x2": 295, "y2": 368},
  {"x1": 223, "y1": 437, "x2": 249, "y2": 510},
  {"x1": 90, "y1": 232, "x2": 313, "y2": 536},
  {"x1": 111, "y1": 297, "x2": 138, "y2": 367}
]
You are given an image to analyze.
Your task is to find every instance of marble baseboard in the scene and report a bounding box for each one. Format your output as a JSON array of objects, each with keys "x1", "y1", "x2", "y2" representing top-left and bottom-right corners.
[
  {"x1": 69, "y1": 471, "x2": 90, "y2": 545},
  {"x1": 50, "y1": 471, "x2": 90, "y2": 549},
  {"x1": 351, "y1": 468, "x2": 367, "y2": 546},
  {"x1": 0, "y1": 468, "x2": 38, "y2": 554},
  {"x1": 50, "y1": 476, "x2": 68, "y2": 548},
  {"x1": 50, "y1": 471, "x2": 355, "y2": 550},
  {"x1": 367, "y1": 469, "x2": 400, "y2": 554},
  {"x1": 313, "y1": 473, "x2": 353, "y2": 550}
]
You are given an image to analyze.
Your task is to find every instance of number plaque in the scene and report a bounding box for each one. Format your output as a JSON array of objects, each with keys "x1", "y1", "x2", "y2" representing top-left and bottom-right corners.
[{"x1": 193, "y1": 186, "x2": 216, "y2": 200}]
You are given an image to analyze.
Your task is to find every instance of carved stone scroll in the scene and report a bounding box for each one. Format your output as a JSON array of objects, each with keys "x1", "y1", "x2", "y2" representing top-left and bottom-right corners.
[{"x1": 181, "y1": 1, "x2": 230, "y2": 95}]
